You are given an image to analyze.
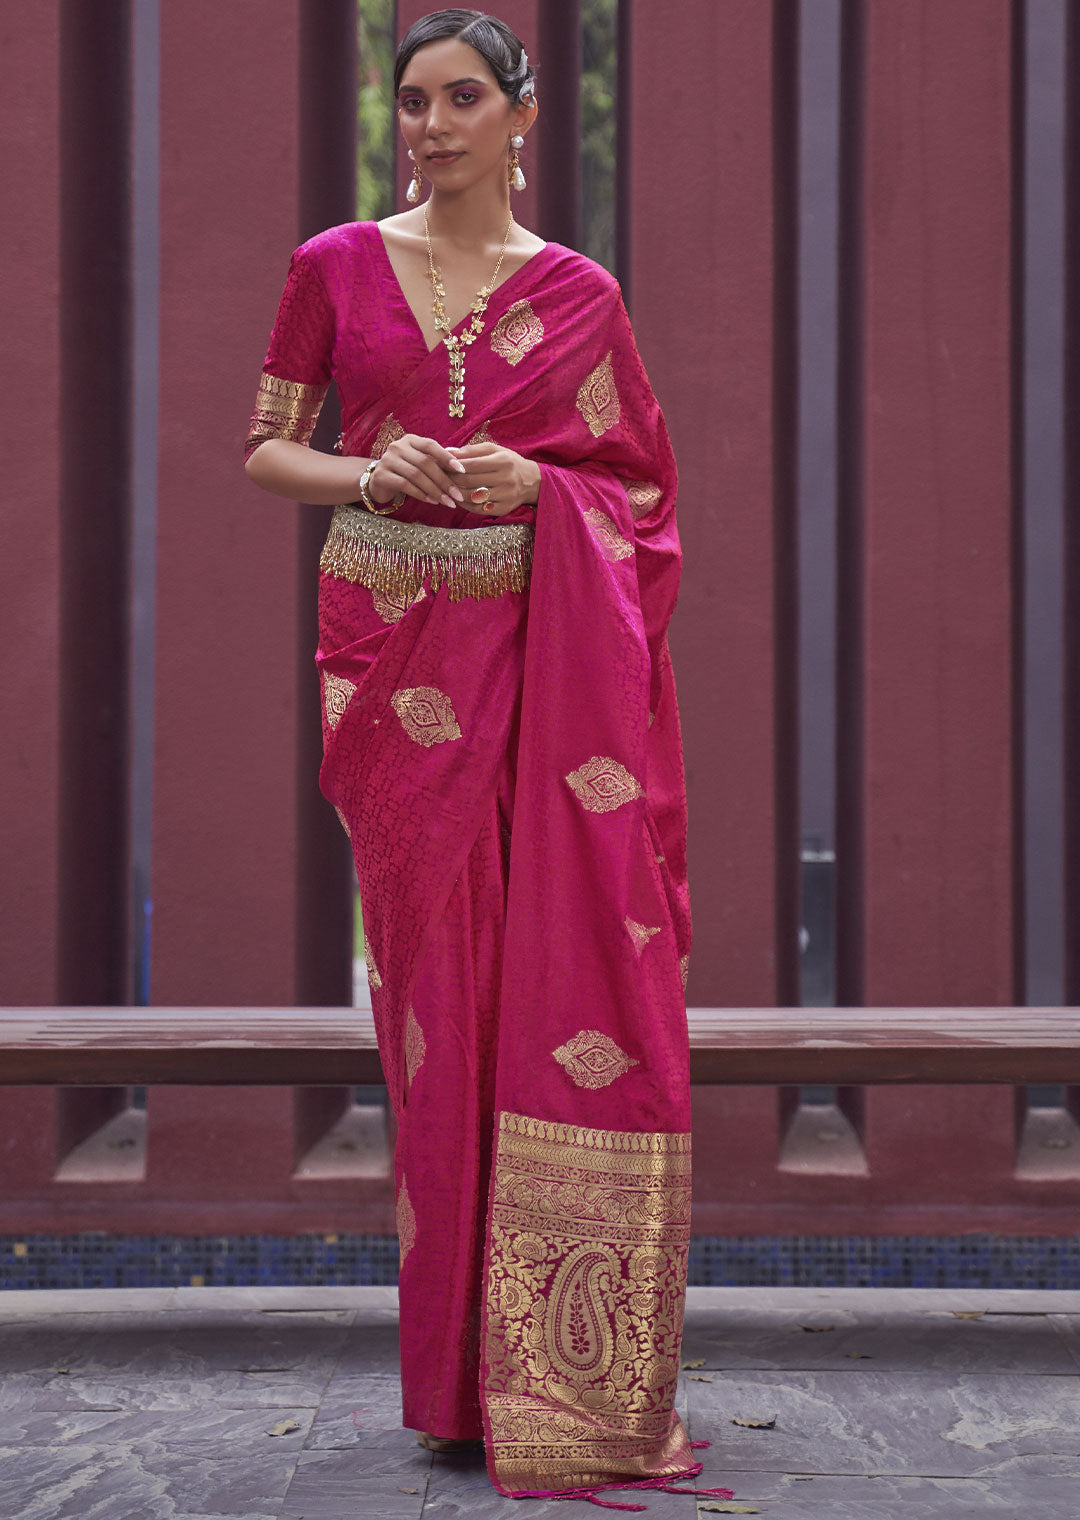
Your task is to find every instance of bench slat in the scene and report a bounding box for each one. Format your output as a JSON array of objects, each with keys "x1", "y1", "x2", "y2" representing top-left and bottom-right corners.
[{"x1": 0, "y1": 1008, "x2": 1077, "y2": 1085}]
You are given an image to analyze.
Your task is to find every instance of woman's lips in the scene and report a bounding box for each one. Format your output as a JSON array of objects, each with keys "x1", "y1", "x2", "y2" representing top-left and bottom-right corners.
[{"x1": 427, "y1": 151, "x2": 463, "y2": 164}]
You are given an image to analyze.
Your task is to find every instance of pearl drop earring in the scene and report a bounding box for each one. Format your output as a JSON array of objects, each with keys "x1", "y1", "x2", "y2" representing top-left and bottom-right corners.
[
  {"x1": 509, "y1": 135, "x2": 526, "y2": 191},
  {"x1": 406, "y1": 148, "x2": 423, "y2": 204}
]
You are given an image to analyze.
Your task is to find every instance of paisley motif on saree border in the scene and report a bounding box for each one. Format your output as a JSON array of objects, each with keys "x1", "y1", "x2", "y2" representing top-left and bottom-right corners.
[{"x1": 483, "y1": 1111, "x2": 694, "y2": 1491}]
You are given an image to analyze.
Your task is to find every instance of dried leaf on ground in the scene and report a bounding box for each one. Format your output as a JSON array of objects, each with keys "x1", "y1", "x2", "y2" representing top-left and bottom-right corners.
[
  {"x1": 844, "y1": 1351, "x2": 873, "y2": 1359},
  {"x1": 267, "y1": 1418, "x2": 301, "y2": 1437},
  {"x1": 799, "y1": 1323, "x2": 835, "y2": 1332},
  {"x1": 952, "y1": 1310, "x2": 986, "y2": 1320},
  {"x1": 682, "y1": 1357, "x2": 706, "y2": 1368},
  {"x1": 732, "y1": 1415, "x2": 776, "y2": 1428},
  {"x1": 399, "y1": 1489, "x2": 419, "y2": 1494},
  {"x1": 687, "y1": 1373, "x2": 713, "y2": 1381}
]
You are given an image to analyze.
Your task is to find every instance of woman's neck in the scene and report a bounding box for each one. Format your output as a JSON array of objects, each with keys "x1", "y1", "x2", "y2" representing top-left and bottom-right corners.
[{"x1": 423, "y1": 183, "x2": 514, "y2": 253}]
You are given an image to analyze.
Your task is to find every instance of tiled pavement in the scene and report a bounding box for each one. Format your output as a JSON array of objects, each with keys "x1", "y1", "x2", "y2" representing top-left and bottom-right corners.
[{"x1": 1, "y1": 1284, "x2": 1079, "y2": 1518}]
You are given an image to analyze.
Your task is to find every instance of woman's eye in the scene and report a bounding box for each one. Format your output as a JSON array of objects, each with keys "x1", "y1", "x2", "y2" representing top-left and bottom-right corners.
[
  {"x1": 454, "y1": 91, "x2": 478, "y2": 105},
  {"x1": 400, "y1": 96, "x2": 424, "y2": 111}
]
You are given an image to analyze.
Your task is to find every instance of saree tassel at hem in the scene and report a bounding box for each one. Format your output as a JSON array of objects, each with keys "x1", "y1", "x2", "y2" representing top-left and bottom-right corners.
[
  {"x1": 515, "y1": 1466, "x2": 737, "y2": 1510},
  {"x1": 320, "y1": 504, "x2": 534, "y2": 603}
]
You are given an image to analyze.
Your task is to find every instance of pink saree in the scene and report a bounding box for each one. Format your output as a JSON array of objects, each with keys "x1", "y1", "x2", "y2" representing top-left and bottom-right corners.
[{"x1": 248, "y1": 223, "x2": 730, "y2": 1507}]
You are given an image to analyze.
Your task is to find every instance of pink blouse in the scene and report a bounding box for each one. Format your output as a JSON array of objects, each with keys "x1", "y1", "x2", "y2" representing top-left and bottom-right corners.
[{"x1": 245, "y1": 220, "x2": 574, "y2": 529}]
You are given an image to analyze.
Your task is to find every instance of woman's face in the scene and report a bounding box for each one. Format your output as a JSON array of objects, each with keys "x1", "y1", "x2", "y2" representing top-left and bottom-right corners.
[{"x1": 397, "y1": 37, "x2": 530, "y2": 194}]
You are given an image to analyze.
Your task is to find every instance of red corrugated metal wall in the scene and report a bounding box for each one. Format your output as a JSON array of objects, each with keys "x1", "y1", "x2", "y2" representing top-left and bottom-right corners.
[{"x1": 1, "y1": 0, "x2": 1077, "y2": 1239}]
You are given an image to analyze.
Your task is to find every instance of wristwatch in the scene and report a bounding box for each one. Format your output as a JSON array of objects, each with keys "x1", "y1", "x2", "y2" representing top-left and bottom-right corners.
[{"x1": 358, "y1": 460, "x2": 405, "y2": 515}]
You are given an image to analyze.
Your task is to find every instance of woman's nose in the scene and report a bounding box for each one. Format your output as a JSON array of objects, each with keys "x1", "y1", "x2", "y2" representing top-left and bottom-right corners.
[{"x1": 425, "y1": 106, "x2": 451, "y2": 138}]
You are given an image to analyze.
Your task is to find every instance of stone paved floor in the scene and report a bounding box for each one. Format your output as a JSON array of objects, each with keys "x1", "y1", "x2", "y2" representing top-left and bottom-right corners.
[{"x1": 1, "y1": 1284, "x2": 1079, "y2": 1518}]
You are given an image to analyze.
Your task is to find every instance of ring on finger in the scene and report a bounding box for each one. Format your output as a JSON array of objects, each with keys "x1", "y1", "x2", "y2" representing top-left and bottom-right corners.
[{"x1": 469, "y1": 486, "x2": 490, "y2": 505}]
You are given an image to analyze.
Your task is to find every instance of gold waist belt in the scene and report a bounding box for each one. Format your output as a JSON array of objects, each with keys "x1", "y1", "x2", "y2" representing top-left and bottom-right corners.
[{"x1": 320, "y1": 505, "x2": 534, "y2": 602}]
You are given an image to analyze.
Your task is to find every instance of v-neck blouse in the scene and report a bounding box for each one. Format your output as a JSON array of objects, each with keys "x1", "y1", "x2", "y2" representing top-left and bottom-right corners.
[{"x1": 252, "y1": 219, "x2": 558, "y2": 453}]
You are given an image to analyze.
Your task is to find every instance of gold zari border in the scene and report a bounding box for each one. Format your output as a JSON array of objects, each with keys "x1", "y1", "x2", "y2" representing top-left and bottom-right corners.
[
  {"x1": 244, "y1": 373, "x2": 328, "y2": 459},
  {"x1": 484, "y1": 1109, "x2": 694, "y2": 1492},
  {"x1": 320, "y1": 505, "x2": 534, "y2": 603}
]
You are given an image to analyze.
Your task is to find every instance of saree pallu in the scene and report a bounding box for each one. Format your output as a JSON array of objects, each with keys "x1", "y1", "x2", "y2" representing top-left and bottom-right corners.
[{"x1": 316, "y1": 259, "x2": 698, "y2": 1503}]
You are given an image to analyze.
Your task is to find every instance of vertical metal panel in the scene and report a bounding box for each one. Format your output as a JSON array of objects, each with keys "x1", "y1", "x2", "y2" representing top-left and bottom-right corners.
[
  {"x1": 538, "y1": 0, "x2": 582, "y2": 248},
  {"x1": 615, "y1": 0, "x2": 633, "y2": 296},
  {"x1": 1064, "y1": 0, "x2": 1080, "y2": 1001},
  {"x1": 58, "y1": 0, "x2": 133, "y2": 1004},
  {"x1": 797, "y1": 0, "x2": 841, "y2": 1007},
  {"x1": 130, "y1": 0, "x2": 160, "y2": 1005},
  {"x1": 0, "y1": 5, "x2": 63, "y2": 1001},
  {"x1": 772, "y1": 0, "x2": 801, "y2": 1011},
  {"x1": 151, "y1": 0, "x2": 305, "y2": 1004},
  {"x1": 837, "y1": 0, "x2": 1017, "y2": 1008},
  {"x1": 1022, "y1": 0, "x2": 1066, "y2": 1006},
  {"x1": 295, "y1": 1, "x2": 357, "y2": 1007},
  {"x1": 626, "y1": 0, "x2": 796, "y2": 1006},
  {"x1": 834, "y1": 0, "x2": 867, "y2": 1006}
]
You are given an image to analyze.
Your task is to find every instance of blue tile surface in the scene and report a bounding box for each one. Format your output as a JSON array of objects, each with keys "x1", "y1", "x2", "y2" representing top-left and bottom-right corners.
[{"x1": 2, "y1": 1233, "x2": 1080, "y2": 1290}]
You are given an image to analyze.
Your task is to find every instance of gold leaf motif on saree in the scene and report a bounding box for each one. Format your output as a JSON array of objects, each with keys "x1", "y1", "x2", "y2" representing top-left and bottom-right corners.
[
  {"x1": 583, "y1": 507, "x2": 634, "y2": 562},
  {"x1": 553, "y1": 1029, "x2": 639, "y2": 1090},
  {"x1": 396, "y1": 1178, "x2": 417, "y2": 1264},
  {"x1": 679, "y1": 953, "x2": 690, "y2": 990},
  {"x1": 372, "y1": 413, "x2": 406, "y2": 458},
  {"x1": 576, "y1": 351, "x2": 621, "y2": 438},
  {"x1": 334, "y1": 805, "x2": 351, "y2": 839},
  {"x1": 372, "y1": 584, "x2": 425, "y2": 624},
  {"x1": 390, "y1": 686, "x2": 463, "y2": 746},
  {"x1": 624, "y1": 917, "x2": 662, "y2": 956},
  {"x1": 404, "y1": 1005, "x2": 426, "y2": 1087},
  {"x1": 565, "y1": 755, "x2": 643, "y2": 814},
  {"x1": 468, "y1": 419, "x2": 496, "y2": 444},
  {"x1": 364, "y1": 943, "x2": 382, "y2": 990},
  {"x1": 490, "y1": 299, "x2": 545, "y2": 367},
  {"x1": 322, "y1": 671, "x2": 357, "y2": 731},
  {"x1": 622, "y1": 478, "x2": 663, "y2": 519}
]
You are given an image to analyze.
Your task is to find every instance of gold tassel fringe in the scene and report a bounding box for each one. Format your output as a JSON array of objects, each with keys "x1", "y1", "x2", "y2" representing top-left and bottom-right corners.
[{"x1": 320, "y1": 505, "x2": 534, "y2": 602}]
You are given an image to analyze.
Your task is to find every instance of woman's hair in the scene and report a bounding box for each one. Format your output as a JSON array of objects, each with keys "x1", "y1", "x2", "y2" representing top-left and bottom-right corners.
[{"x1": 394, "y1": 9, "x2": 536, "y2": 105}]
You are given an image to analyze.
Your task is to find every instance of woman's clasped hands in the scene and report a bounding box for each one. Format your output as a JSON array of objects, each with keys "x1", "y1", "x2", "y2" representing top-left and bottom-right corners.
[{"x1": 368, "y1": 434, "x2": 541, "y2": 515}]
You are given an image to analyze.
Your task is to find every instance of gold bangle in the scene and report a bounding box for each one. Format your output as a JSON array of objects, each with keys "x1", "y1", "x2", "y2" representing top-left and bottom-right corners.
[{"x1": 358, "y1": 461, "x2": 404, "y2": 515}]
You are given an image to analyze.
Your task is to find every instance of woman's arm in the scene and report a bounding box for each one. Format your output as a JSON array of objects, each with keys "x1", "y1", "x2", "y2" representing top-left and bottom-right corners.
[
  {"x1": 245, "y1": 438, "x2": 369, "y2": 505},
  {"x1": 246, "y1": 433, "x2": 473, "y2": 510}
]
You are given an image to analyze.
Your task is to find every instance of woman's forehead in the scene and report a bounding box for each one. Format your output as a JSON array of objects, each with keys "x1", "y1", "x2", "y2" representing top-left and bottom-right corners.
[{"x1": 399, "y1": 37, "x2": 498, "y2": 91}]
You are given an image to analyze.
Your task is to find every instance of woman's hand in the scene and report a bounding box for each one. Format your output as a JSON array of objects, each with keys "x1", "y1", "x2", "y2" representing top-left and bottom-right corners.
[
  {"x1": 371, "y1": 434, "x2": 467, "y2": 509},
  {"x1": 446, "y1": 443, "x2": 542, "y2": 516}
]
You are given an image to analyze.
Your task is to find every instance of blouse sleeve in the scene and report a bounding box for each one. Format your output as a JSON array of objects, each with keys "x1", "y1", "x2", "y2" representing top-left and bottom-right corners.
[{"x1": 244, "y1": 247, "x2": 335, "y2": 462}]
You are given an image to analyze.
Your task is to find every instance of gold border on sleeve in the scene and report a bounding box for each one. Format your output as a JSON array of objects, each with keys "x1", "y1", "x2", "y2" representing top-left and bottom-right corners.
[
  {"x1": 245, "y1": 374, "x2": 329, "y2": 458},
  {"x1": 319, "y1": 506, "x2": 534, "y2": 603}
]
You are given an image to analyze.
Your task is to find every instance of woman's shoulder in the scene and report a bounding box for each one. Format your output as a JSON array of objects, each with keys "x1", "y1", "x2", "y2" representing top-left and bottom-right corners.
[
  {"x1": 539, "y1": 242, "x2": 623, "y2": 303},
  {"x1": 291, "y1": 220, "x2": 381, "y2": 269}
]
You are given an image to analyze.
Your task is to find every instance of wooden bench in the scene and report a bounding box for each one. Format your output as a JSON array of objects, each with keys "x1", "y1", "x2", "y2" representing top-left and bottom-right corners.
[{"x1": 0, "y1": 1007, "x2": 1077, "y2": 1086}]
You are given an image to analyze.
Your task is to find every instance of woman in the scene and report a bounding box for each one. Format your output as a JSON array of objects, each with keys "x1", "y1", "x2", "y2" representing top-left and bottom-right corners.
[{"x1": 244, "y1": 10, "x2": 732, "y2": 1509}]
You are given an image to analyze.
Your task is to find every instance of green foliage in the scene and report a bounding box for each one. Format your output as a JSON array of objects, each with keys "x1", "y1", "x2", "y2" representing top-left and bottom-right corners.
[
  {"x1": 357, "y1": 0, "x2": 396, "y2": 222},
  {"x1": 582, "y1": 0, "x2": 617, "y2": 273}
]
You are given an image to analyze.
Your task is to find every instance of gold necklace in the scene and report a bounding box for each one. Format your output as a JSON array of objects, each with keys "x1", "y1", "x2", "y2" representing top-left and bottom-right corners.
[{"x1": 425, "y1": 209, "x2": 514, "y2": 418}]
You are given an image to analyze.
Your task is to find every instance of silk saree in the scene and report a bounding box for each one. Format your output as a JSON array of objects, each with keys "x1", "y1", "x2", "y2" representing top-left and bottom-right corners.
[{"x1": 247, "y1": 223, "x2": 728, "y2": 1507}]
